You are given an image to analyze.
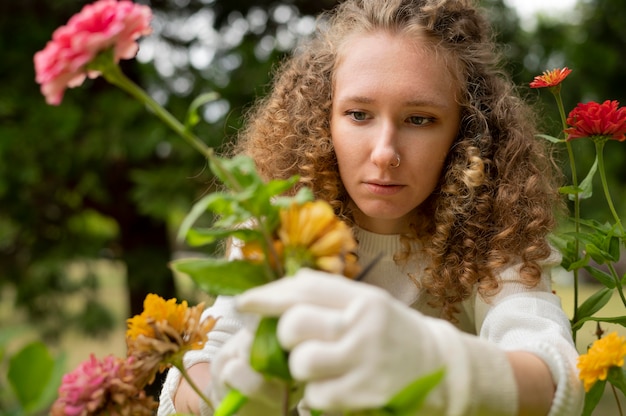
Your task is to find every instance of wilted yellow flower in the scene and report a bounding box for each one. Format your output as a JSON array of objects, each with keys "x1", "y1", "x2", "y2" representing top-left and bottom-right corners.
[
  {"x1": 278, "y1": 200, "x2": 360, "y2": 277},
  {"x1": 126, "y1": 294, "x2": 217, "y2": 385},
  {"x1": 577, "y1": 332, "x2": 626, "y2": 392}
]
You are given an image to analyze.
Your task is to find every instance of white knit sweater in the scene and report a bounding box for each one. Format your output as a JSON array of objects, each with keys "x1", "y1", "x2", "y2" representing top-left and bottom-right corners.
[{"x1": 158, "y1": 228, "x2": 584, "y2": 415}]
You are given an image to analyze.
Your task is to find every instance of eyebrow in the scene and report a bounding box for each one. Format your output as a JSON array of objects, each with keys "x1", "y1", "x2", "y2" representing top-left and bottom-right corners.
[{"x1": 337, "y1": 94, "x2": 451, "y2": 109}]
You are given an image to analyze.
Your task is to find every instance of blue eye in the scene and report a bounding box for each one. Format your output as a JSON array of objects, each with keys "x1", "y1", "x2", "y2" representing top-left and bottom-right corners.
[
  {"x1": 407, "y1": 116, "x2": 432, "y2": 126},
  {"x1": 348, "y1": 111, "x2": 368, "y2": 121}
]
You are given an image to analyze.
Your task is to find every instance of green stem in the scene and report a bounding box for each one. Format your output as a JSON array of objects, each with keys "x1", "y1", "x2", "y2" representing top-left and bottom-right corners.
[
  {"x1": 98, "y1": 59, "x2": 245, "y2": 194},
  {"x1": 595, "y1": 140, "x2": 625, "y2": 234},
  {"x1": 175, "y1": 361, "x2": 214, "y2": 412},
  {"x1": 608, "y1": 262, "x2": 626, "y2": 307},
  {"x1": 102, "y1": 63, "x2": 214, "y2": 160},
  {"x1": 553, "y1": 89, "x2": 581, "y2": 340},
  {"x1": 611, "y1": 383, "x2": 624, "y2": 416}
]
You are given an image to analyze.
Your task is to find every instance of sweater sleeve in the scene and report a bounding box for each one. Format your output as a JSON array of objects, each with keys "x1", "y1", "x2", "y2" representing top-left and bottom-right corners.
[
  {"x1": 157, "y1": 296, "x2": 246, "y2": 416},
  {"x1": 475, "y1": 253, "x2": 585, "y2": 416}
]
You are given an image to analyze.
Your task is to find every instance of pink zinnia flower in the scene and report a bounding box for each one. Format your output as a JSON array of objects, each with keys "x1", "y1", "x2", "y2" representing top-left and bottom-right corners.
[
  {"x1": 564, "y1": 100, "x2": 626, "y2": 142},
  {"x1": 34, "y1": 0, "x2": 152, "y2": 105},
  {"x1": 529, "y1": 67, "x2": 572, "y2": 89},
  {"x1": 50, "y1": 354, "x2": 157, "y2": 416}
]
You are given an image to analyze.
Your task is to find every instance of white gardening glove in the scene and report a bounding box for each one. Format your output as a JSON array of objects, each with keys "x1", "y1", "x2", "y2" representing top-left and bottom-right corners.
[
  {"x1": 204, "y1": 328, "x2": 290, "y2": 416},
  {"x1": 236, "y1": 268, "x2": 519, "y2": 415}
]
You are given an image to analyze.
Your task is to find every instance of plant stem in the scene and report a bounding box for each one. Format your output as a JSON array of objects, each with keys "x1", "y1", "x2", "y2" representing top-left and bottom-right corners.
[
  {"x1": 553, "y1": 89, "x2": 582, "y2": 340},
  {"x1": 175, "y1": 362, "x2": 214, "y2": 411},
  {"x1": 611, "y1": 384, "x2": 624, "y2": 416},
  {"x1": 100, "y1": 60, "x2": 246, "y2": 194},
  {"x1": 595, "y1": 140, "x2": 625, "y2": 234},
  {"x1": 103, "y1": 63, "x2": 214, "y2": 160},
  {"x1": 608, "y1": 263, "x2": 626, "y2": 307}
]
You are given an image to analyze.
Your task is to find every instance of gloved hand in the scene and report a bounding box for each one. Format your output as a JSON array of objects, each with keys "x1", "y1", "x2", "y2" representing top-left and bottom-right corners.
[
  {"x1": 204, "y1": 328, "x2": 291, "y2": 416},
  {"x1": 236, "y1": 268, "x2": 519, "y2": 415}
]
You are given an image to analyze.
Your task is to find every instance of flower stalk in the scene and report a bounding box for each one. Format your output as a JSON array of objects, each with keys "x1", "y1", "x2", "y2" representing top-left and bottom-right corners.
[
  {"x1": 97, "y1": 56, "x2": 214, "y2": 160},
  {"x1": 172, "y1": 356, "x2": 215, "y2": 411},
  {"x1": 550, "y1": 86, "x2": 582, "y2": 336},
  {"x1": 594, "y1": 139, "x2": 624, "y2": 234}
]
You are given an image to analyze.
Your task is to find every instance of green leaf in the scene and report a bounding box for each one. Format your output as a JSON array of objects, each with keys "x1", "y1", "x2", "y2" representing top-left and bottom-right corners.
[
  {"x1": 185, "y1": 227, "x2": 263, "y2": 247},
  {"x1": 36, "y1": 351, "x2": 67, "y2": 414},
  {"x1": 571, "y1": 316, "x2": 626, "y2": 332},
  {"x1": 584, "y1": 243, "x2": 613, "y2": 265},
  {"x1": 567, "y1": 253, "x2": 590, "y2": 272},
  {"x1": 176, "y1": 192, "x2": 226, "y2": 243},
  {"x1": 273, "y1": 187, "x2": 315, "y2": 208},
  {"x1": 7, "y1": 341, "x2": 55, "y2": 412},
  {"x1": 209, "y1": 155, "x2": 264, "y2": 192},
  {"x1": 250, "y1": 317, "x2": 292, "y2": 381},
  {"x1": 575, "y1": 287, "x2": 613, "y2": 322},
  {"x1": 607, "y1": 235, "x2": 621, "y2": 262},
  {"x1": 581, "y1": 379, "x2": 606, "y2": 416},
  {"x1": 184, "y1": 92, "x2": 220, "y2": 131},
  {"x1": 583, "y1": 266, "x2": 616, "y2": 288},
  {"x1": 214, "y1": 389, "x2": 248, "y2": 416},
  {"x1": 608, "y1": 367, "x2": 626, "y2": 398},
  {"x1": 170, "y1": 258, "x2": 273, "y2": 296},
  {"x1": 559, "y1": 185, "x2": 583, "y2": 197},
  {"x1": 574, "y1": 157, "x2": 598, "y2": 201},
  {"x1": 383, "y1": 367, "x2": 445, "y2": 415}
]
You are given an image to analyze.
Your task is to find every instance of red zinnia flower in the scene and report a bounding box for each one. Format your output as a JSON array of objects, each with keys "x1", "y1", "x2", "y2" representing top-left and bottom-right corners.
[
  {"x1": 34, "y1": 0, "x2": 152, "y2": 105},
  {"x1": 564, "y1": 100, "x2": 626, "y2": 142},
  {"x1": 529, "y1": 67, "x2": 572, "y2": 89}
]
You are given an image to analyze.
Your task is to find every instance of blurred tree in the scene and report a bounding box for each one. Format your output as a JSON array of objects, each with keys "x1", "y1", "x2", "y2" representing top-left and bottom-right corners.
[
  {"x1": 0, "y1": 0, "x2": 623, "y2": 401},
  {"x1": 0, "y1": 0, "x2": 339, "y2": 400},
  {"x1": 513, "y1": 0, "x2": 626, "y2": 220}
]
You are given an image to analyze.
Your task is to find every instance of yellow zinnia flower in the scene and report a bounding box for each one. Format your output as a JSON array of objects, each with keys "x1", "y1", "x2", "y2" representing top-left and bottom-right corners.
[
  {"x1": 577, "y1": 331, "x2": 626, "y2": 392},
  {"x1": 277, "y1": 200, "x2": 360, "y2": 277},
  {"x1": 126, "y1": 294, "x2": 217, "y2": 385}
]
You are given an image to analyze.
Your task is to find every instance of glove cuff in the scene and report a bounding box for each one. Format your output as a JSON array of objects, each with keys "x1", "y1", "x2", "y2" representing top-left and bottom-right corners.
[
  {"x1": 422, "y1": 318, "x2": 518, "y2": 416},
  {"x1": 463, "y1": 332, "x2": 518, "y2": 415}
]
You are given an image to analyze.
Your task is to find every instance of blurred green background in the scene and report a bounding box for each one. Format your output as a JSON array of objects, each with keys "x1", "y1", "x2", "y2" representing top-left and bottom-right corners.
[{"x1": 1, "y1": 0, "x2": 625, "y2": 414}]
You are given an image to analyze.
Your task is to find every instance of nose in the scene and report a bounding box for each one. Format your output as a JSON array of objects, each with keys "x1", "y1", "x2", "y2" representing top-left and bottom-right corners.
[{"x1": 370, "y1": 121, "x2": 399, "y2": 169}]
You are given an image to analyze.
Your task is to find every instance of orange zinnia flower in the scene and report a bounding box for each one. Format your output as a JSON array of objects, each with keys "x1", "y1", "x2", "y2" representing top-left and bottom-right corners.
[
  {"x1": 564, "y1": 100, "x2": 626, "y2": 142},
  {"x1": 278, "y1": 200, "x2": 360, "y2": 278},
  {"x1": 529, "y1": 67, "x2": 572, "y2": 89},
  {"x1": 126, "y1": 294, "x2": 217, "y2": 385},
  {"x1": 577, "y1": 332, "x2": 626, "y2": 392}
]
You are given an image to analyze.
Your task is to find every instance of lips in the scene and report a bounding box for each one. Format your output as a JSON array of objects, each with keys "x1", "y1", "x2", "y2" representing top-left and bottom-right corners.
[{"x1": 363, "y1": 181, "x2": 405, "y2": 196}]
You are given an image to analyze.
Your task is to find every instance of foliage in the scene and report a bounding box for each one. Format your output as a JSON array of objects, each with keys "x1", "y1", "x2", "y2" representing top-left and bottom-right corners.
[
  {"x1": 0, "y1": 326, "x2": 65, "y2": 415},
  {"x1": 531, "y1": 68, "x2": 626, "y2": 415}
]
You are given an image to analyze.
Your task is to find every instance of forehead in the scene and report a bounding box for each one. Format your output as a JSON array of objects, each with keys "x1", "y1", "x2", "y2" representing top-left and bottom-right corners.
[{"x1": 333, "y1": 31, "x2": 460, "y2": 105}]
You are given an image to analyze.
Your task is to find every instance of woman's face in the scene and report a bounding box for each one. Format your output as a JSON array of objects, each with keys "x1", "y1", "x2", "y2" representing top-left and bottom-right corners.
[{"x1": 331, "y1": 31, "x2": 461, "y2": 234}]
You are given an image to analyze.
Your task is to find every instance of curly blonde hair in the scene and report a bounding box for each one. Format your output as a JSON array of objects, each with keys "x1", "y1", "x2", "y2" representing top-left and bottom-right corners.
[{"x1": 231, "y1": 0, "x2": 563, "y2": 318}]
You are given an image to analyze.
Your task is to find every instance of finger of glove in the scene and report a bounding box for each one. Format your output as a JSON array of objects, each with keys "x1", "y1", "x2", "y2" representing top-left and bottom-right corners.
[
  {"x1": 302, "y1": 374, "x2": 389, "y2": 411},
  {"x1": 288, "y1": 334, "x2": 360, "y2": 381},
  {"x1": 277, "y1": 304, "x2": 346, "y2": 350},
  {"x1": 211, "y1": 329, "x2": 253, "y2": 377},
  {"x1": 236, "y1": 269, "x2": 377, "y2": 315}
]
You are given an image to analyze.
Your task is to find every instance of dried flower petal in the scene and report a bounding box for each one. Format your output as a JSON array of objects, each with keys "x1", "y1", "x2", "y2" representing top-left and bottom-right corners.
[
  {"x1": 564, "y1": 100, "x2": 626, "y2": 142},
  {"x1": 34, "y1": 0, "x2": 152, "y2": 105},
  {"x1": 577, "y1": 332, "x2": 626, "y2": 392},
  {"x1": 529, "y1": 67, "x2": 572, "y2": 89},
  {"x1": 126, "y1": 294, "x2": 217, "y2": 384}
]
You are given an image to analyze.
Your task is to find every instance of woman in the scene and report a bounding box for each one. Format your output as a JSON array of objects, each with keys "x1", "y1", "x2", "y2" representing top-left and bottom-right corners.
[{"x1": 159, "y1": 0, "x2": 585, "y2": 414}]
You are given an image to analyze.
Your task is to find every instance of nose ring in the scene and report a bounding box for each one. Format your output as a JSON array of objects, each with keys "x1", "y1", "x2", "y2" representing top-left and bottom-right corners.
[{"x1": 390, "y1": 154, "x2": 400, "y2": 168}]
